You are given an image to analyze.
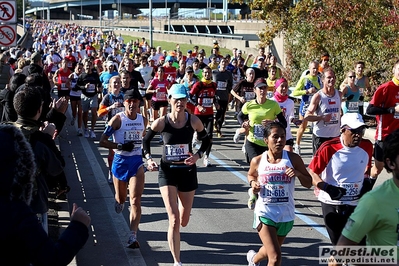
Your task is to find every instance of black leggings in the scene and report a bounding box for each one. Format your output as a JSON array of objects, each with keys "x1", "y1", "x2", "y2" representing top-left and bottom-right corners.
[
  {"x1": 198, "y1": 114, "x2": 213, "y2": 156},
  {"x1": 215, "y1": 100, "x2": 228, "y2": 132},
  {"x1": 321, "y1": 202, "x2": 365, "y2": 245}
]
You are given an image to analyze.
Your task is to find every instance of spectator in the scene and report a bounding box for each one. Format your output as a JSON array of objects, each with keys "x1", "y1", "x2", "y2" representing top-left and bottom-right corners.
[
  {"x1": 0, "y1": 123, "x2": 90, "y2": 266},
  {"x1": 13, "y1": 86, "x2": 69, "y2": 232}
]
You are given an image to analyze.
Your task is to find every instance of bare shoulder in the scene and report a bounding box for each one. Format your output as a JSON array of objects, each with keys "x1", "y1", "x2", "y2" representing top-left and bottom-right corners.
[
  {"x1": 152, "y1": 116, "x2": 166, "y2": 132},
  {"x1": 190, "y1": 113, "x2": 204, "y2": 131}
]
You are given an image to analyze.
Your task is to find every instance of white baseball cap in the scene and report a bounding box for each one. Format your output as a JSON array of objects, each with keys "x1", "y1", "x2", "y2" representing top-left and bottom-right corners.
[{"x1": 341, "y1": 113, "x2": 367, "y2": 129}]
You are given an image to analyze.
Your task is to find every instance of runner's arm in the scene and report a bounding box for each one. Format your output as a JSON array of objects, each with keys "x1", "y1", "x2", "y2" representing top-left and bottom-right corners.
[
  {"x1": 366, "y1": 104, "x2": 394, "y2": 115},
  {"x1": 276, "y1": 112, "x2": 287, "y2": 128},
  {"x1": 99, "y1": 115, "x2": 121, "y2": 149}
]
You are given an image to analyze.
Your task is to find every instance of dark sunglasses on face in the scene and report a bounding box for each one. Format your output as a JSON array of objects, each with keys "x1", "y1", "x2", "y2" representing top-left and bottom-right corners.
[
  {"x1": 125, "y1": 99, "x2": 137, "y2": 104},
  {"x1": 345, "y1": 127, "x2": 366, "y2": 135},
  {"x1": 348, "y1": 76, "x2": 355, "y2": 78}
]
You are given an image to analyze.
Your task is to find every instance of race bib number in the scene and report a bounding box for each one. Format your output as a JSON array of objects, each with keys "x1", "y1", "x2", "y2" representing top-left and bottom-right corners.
[
  {"x1": 325, "y1": 112, "x2": 339, "y2": 125},
  {"x1": 60, "y1": 83, "x2": 68, "y2": 90},
  {"x1": 348, "y1": 102, "x2": 359, "y2": 112},
  {"x1": 253, "y1": 124, "x2": 264, "y2": 140},
  {"x1": 245, "y1": 91, "x2": 255, "y2": 101},
  {"x1": 87, "y1": 83, "x2": 95, "y2": 93},
  {"x1": 164, "y1": 144, "x2": 189, "y2": 161},
  {"x1": 123, "y1": 130, "x2": 141, "y2": 145},
  {"x1": 338, "y1": 182, "x2": 361, "y2": 201},
  {"x1": 201, "y1": 98, "x2": 213, "y2": 107},
  {"x1": 156, "y1": 91, "x2": 167, "y2": 101},
  {"x1": 263, "y1": 183, "x2": 289, "y2": 205},
  {"x1": 217, "y1": 81, "x2": 227, "y2": 90},
  {"x1": 113, "y1": 107, "x2": 124, "y2": 115}
]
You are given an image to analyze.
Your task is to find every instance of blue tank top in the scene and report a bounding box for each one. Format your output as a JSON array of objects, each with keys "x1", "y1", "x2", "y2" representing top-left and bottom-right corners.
[{"x1": 342, "y1": 85, "x2": 360, "y2": 114}]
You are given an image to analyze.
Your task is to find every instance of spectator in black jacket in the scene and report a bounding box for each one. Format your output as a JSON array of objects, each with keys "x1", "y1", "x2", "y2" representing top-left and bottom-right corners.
[
  {"x1": 13, "y1": 85, "x2": 68, "y2": 232},
  {"x1": 0, "y1": 123, "x2": 90, "y2": 266},
  {"x1": 0, "y1": 72, "x2": 25, "y2": 122},
  {"x1": 22, "y1": 52, "x2": 68, "y2": 133}
]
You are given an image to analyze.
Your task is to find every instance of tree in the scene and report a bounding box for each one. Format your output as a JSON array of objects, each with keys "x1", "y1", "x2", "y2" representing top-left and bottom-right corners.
[
  {"x1": 244, "y1": 0, "x2": 399, "y2": 96},
  {"x1": 16, "y1": 0, "x2": 30, "y2": 21}
]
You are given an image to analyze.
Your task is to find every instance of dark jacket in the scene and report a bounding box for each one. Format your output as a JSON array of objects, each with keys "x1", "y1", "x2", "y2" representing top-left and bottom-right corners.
[
  {"x1": 0, "y1": 124, "x2": 88, "y2": 266},
  {"x1": 14, "y1": 117, "x2": 64, "y2": 213},
  {"x1": 0, "y1": 88, "x2": 17, "y2": 122},
  {"x1": 0, "y1": 198, "x2": 89, "y2": 266}
]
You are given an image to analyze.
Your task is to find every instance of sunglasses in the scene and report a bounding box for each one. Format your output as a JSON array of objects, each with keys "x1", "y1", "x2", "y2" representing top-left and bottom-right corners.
[
  {"x1": 124, "y1": 99, "x2": 137, "y2": 103},
  {"x1": 345, "y1": 127, "x2": 366, "y2": 135},
  {"x1": 348, "y1": 76, "x2": 355, "y2": 78}
]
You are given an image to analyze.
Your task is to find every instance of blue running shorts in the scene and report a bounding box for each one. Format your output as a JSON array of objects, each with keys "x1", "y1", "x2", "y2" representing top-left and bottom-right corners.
[{"x1": 111, "y1": 154, "x2": 144, "y2": 182}]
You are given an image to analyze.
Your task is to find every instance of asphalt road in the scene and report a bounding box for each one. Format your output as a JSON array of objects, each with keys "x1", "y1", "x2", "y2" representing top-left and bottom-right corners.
[{"x1": 57, "y1": 107, "x2": 390, "y2": 266}]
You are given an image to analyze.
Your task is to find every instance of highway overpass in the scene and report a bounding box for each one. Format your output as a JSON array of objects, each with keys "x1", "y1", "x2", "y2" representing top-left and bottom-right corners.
[{"x1": 27, "y1": 0, "x2": 251, "y2": 20}]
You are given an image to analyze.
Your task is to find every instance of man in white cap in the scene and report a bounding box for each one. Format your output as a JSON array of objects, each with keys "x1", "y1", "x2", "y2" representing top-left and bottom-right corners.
[
  {"x1": 333, "y1": 128, "x2": 399, "y2": 265},
  {"x1": 308, "y1": 112, "x2": 374, "y2": 245}
]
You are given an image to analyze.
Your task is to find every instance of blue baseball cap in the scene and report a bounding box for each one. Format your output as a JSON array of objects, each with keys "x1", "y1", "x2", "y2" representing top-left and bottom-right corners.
[
  {"x1": 166, "y1": 55, "x2": 174, "y2": 62},
  {"x1": 168, "y1": 84, "x2": 188, "y2": 99}
]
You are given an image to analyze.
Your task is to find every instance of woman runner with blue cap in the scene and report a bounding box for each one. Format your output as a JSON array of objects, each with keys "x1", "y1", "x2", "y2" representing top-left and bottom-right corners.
[{"x1": 143, "y1": 84, "x2": 210, "y2": 266}]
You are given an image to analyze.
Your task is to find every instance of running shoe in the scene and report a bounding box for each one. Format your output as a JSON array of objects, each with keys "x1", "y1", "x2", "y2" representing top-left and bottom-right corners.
[
  {"x1": 173, "y1": 263, "x2": 182, "y2": 266},
  {"x1": 77, "y1": 128, "x2": 83, "y2": 136},
  {"x1": 233, "y1": 130, "x2": 241, "y2": 143},
  {"x1": 90, "y1": 130, "x2": 96, "y2": 139},
  {"x1": 203, "y1": 156, "x2": 213, "y2": 167},
  {"x1": 127, "y1": 234, "x2": 140, "y2": 249},
  {"x1": 84, "y1": 129, "x2": 90, "y2": 138},
  {"x1": 114, "y1": 201, "x2": 124, "y2": 214},
  {"x1": 294, "y1": 144, "x2": 301, "y2": 155},
  {"x1": 158, "y1": 135, "x2": 163, "y2": 144},
  {"x1": 247, "y1": 188, "x2": 258, "y2": 210},
  {"x1": 216, "y1": 131, "x2": 223, "y2": 138},
  {"x1": 247, "y1": 250, "x2": 260, "y2": 266}
]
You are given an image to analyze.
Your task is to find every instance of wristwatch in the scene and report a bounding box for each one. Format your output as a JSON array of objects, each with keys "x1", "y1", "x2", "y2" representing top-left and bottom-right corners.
[{"x1": 117, "y1": 143, "x2": 123, "y2": 150}]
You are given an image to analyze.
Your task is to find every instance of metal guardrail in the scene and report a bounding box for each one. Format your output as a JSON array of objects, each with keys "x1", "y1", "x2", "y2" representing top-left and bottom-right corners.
[{"x1": 105, "y1": 26, "x2": 245, "y2": 40}]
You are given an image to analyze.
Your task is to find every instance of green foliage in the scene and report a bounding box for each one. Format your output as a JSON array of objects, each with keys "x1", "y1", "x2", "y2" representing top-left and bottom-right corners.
[
  {"x1": 248, "y1": 0, "x2": 399, "y2": 93},
  {"x1": 16, "y1": 0, "x2": 28, "y2": 20}
]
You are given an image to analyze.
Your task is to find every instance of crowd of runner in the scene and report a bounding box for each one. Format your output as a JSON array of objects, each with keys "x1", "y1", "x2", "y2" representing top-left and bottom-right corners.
[{"x1": 1, "y1": 20, "x2": 399, "y2": 266}]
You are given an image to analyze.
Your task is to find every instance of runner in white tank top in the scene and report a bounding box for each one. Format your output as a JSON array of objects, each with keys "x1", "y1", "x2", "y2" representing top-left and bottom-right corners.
[
  {"x1": 99, "y1": 89, "x2": 147, "y2": 249},
  {"x1": 246, "y1": 122, "x2": 312, "y2": 266},
  {"x1": 304, "y1": 68, "x2": 343, "y2": 154}
]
